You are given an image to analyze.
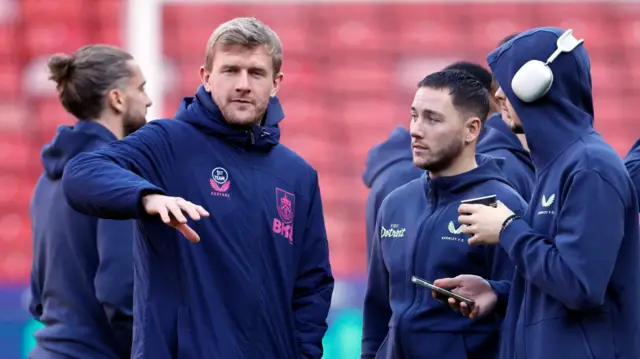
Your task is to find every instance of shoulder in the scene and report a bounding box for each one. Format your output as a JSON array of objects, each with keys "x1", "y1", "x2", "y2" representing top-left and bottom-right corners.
[
  {"x1": 124, "y1": 119, "x2": 178, "y2": 142},
  {"x1": 372, "y1": 161, "x2": 423, "y2": 196},
  {"x1": 272, "y1": 143, "x2": 315, "y2": 173},
  {"x1": 569, "y1": 136, "x2": 633, "y2": 199},
  {"x1": 379, "y1": 176, "x2": 425, "y2": 214},
  {"x1": 267, "y1": 144, "x2": 320, "y2": 196}
]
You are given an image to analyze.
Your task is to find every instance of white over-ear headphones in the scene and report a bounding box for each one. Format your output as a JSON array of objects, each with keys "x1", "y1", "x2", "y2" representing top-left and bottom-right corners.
[{"x1": 511, "y1": 29, "x2": 585, "y2": 103}]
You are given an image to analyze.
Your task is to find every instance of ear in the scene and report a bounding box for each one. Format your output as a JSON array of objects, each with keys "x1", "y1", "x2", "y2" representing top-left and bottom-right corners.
[
  {"x1": 107, "y1": 88, "x2": 125, "y2": 114},
  {"x1": 270, "y1": 72, "x2": 284, "y2": 97},
  {"x1": 199, "y1": 66, "x2": 211, "y2": 92},
  {"x1": 464, "y1": 117, "x2": 483, "y2": 144}
]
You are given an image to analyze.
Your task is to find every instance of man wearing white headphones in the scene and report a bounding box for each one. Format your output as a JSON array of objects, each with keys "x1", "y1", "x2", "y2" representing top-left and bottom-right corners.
[
  {"x1": 625, "y1": 139, "x2": 640, "y2": 208},
  {"x1": 432, "y1": 27, "x2": 640, "y2": 359}
]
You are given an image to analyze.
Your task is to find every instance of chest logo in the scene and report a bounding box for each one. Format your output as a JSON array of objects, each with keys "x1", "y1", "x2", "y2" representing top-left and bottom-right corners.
[
  {"x1": 448, "y1": 221, "x2": 464, "y2": 234},
  {"x1": 442, "y1": 221, "x2": 465, "y2": 242},
  {"x1": 210, "y1": 167, "x2": 230, "y2": 197},
  {"x1": 537, "y1": 193, "x2": 556, "y2": 216},
  {"x1": 273, "y1": 188, "x2": 296, "y2": 244},
  {"x1": 542, "y1": 194, "x2": 555, "y2": 207}
]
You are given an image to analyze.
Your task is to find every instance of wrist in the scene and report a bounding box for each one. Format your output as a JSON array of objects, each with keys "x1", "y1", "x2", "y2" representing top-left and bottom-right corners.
[{"x1": 499, "y1": 214, "x2": 521, "y2": 236}]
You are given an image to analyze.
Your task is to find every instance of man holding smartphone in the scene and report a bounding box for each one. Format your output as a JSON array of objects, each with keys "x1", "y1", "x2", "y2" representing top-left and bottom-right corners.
[
  {"x1": 361, "y1": 70, "x2": 527, "y2": 359},
  {"x1": 435, "y1": 28, "x2": 640, "y2": 359}
]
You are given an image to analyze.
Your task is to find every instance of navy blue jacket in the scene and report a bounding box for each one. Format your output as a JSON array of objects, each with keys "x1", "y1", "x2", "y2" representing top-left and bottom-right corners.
[
  {"x1": 479, "y1": 113, "x2": 535, "y2": 201},
  {"x1": 363, "y1": 122, "x2": 534, "y2": 265},
  {"x1": 62, "y1": 86, "x2": 334, "y2": 359},
  {"x1": 624, "y1": 138, "x2": 640, "y2": 208},
  {"x1": 489, "y1": 27, "x2": 640, "y2": 359},
  {"x1": 361, "y1": 155, "x2": 526, "y2": 359},
  {"x1": 362, "y1": 126, "x2": 424, "y2": 264},
  {"x1": 29, "y1": 121, "x2": 134, "y2": 359}
]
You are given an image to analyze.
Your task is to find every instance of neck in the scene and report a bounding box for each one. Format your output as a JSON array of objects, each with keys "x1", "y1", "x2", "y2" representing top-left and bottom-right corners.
[
  {"x1": 429, "y1": 151, "x2": 478, "y2": 179},
  {"x1": 93, "y1": 114, "x2": 124, "y2": 140},
  {"x1": 517, "y1": 134, "x2": 529, "y2": 151}
]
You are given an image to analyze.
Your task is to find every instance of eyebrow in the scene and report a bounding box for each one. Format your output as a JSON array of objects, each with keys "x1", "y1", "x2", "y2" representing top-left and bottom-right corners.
[{"x1": 411, "y1": 107, "x2": 444, "y2": 119}]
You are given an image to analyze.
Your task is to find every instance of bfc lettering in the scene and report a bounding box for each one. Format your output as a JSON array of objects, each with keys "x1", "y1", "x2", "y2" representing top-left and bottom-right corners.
[{"x1": 273, "y1": 218, "x2": 293, "y2": 244}]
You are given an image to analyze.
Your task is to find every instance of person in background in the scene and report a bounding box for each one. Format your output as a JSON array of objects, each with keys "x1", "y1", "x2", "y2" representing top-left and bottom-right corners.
[
  {"x1": 361, "y1": 70, "x2": 526, "y2": 359},
  {"x1": 436, "y1": 27, "x2": 640, "y2": 359},
  {"x1": 61, "y1": 17, "x2": 333, "y2": 359},
  {"x1": 491, "y1": 33, "x2": 529, "y2": 151},
  {"x1": 29, "y1": 44, "x2": 152, "y2": 359},
  {"x1": 625, "y1": 138, "x2": 640, "y2": 208},
  {"x1": 362, "y1": 127, "x2": 424, "y2": 264}
]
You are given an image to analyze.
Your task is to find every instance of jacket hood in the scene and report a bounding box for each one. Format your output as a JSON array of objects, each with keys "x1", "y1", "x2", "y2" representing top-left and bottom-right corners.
[
  {"x1": 174, "y1": 85, "x2": 284, "y2": 151},
  {"x1": 41, "y1": 121, "x2": 116, "y2": 180},
  {"x1": 487, "y1": 27, "x2": 594, "y2": 170},
  {"x1": 363, "y1": 126, "x2": 414, "y2": 188},
  {"x1": 478, "y1": 114, "x2": 534, "y2": 172}
]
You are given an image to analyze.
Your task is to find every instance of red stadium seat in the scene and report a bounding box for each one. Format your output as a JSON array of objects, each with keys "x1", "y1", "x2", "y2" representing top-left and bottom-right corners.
[
  {"x1": 0, "y1": 61, "x2": 21, "y2": 97},
  {"x1": 0, "y1": 134, "x2": 34, "y2": 173},
  {"x1": 21, "y1": 0, "x2": 85, "y2": 22},
  {"x1": 23, "y1": 23, "x2": 90, "y2": 57},
  {"x1": 0, "y1": 24, "x2": 16, "y2": 59}
]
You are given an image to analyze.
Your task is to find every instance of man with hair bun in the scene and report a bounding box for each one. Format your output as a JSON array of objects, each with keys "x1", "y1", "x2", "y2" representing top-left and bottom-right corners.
[
  {"x1": 29, "y1": 44, "x2": 152, "y2": 359},
  {"x1": 62, "y1": 17, "x2": 333, "y2": 359}
]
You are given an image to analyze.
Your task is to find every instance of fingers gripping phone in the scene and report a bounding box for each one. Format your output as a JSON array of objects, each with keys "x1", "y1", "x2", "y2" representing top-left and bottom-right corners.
[
  {"x1": 411, "y1": 276, "x2": 475, "y2": 308},
  {"x1": 460, "y1": 194, "x2": 497, "y2": 207}
]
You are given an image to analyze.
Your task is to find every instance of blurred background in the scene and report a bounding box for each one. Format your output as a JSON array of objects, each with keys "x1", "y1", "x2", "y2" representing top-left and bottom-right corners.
[{"x1": 0, "y1": 0, "x2": 639, "y2": 358}]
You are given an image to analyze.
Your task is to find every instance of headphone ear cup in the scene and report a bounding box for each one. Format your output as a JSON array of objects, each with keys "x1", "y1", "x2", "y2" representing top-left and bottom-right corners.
[{"x1": 511, "y1": 60, "x2": 554, "y2": 103}]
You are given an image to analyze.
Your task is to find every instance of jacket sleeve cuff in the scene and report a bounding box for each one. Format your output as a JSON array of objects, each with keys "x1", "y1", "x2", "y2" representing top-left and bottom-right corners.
[
  {"x1": 487, "y1": 280, "x2": 510, "y2": 317},
  {"x1": 498, "y1": 216, "x2": 529, "y2": 255},
  {"x1": 136, "y1": 185, "x2": 167, "y2": 218}
]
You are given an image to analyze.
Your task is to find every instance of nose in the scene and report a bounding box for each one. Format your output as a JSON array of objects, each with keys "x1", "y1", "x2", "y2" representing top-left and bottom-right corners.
[
  {"x1": 235, "y1": 70, "x2": 251, "y2": 93},
  {"x1": 409, "y1": 119, "x2": 423, "y2": 139}
]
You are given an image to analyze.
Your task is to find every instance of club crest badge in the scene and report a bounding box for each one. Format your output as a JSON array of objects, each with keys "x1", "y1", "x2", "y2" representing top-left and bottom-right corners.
[
  {"x1": 276, "y1": 188, "x2": 295, "y2": 224},
  {"x1": 210, "y1": 167, "x2": 230, "y2": 197}
]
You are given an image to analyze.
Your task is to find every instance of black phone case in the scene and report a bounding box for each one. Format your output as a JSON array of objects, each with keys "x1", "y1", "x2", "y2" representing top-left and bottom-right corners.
[{"x1": 460, "y1": 194, "x2": 497, "y2": 207}]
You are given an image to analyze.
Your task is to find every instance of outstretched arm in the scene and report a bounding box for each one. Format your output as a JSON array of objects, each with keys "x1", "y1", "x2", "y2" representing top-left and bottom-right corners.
[{"x1": 62, "y1": 122, "x2": 173, "y2": 219}]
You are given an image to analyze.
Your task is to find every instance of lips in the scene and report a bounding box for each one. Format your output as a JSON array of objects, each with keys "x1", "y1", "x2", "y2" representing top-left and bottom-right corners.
[
  {"x1": 231, "y1": 99, "x2": 252, "y2": 104},
  {"x1": 412, "y1": 144, "x2": 428, "y2": 152}
]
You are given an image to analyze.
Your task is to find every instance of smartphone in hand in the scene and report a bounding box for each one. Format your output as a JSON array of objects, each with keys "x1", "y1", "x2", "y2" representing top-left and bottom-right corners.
[
  {"x1": 460, "y1": 194, "x2": 497, "y2": 207},
  {"x1": 411, "y1": 276, "x2": 475, "y2": 308}
]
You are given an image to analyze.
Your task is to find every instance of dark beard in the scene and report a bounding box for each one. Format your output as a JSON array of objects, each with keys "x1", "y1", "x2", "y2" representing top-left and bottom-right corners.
[
  {"x1": 420, "y1": 139, "x2": 464, "y2": 173},
  {"x1": 512, "y1": 123, "x2": 525, "y2": 134},
  {"x1": 122, "y1": 111, "x2": 147, "y2": 137}
]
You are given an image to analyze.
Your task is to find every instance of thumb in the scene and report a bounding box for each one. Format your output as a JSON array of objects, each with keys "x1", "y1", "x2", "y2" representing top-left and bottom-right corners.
[{"x1": 434, "y1": 276, "x2": 463, "y2": 289}]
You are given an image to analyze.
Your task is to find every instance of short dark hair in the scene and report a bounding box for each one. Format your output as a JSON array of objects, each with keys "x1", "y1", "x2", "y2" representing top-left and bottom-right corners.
[
  {"x1": 499, "y1": 33, "x2": 519, "y2": 46},
  {"x1": 417, "y1": 70, "x2": 490, "y2": 122},
  {"x1": 443, "y1": 61, "x2": 494, "y2": 92},
  {"x1": 47, "y1": 44, "x2": 134, "y2": 120}
]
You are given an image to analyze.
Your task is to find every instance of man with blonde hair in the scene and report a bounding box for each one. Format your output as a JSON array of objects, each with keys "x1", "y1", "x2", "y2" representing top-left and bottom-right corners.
[{"x1": 62, "y1": 17, "x2": 334, "y2": 359}]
